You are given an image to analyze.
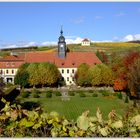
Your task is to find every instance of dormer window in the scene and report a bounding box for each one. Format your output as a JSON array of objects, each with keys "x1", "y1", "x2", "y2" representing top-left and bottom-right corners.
[
  {"x1": 72, "y1": 62, "x2": 75, "y2": 66},
  {"x1": 11, "y1": 62, "x2": 15, "y2": 67},
  {"x1": 61, "y1": 62, "x2": 64, "y2": 66}
]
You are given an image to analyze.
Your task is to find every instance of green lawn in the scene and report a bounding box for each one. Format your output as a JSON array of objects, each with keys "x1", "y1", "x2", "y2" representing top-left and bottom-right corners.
[{"x1": 16, "y1": 90, "x2": 130, "y2": 121}]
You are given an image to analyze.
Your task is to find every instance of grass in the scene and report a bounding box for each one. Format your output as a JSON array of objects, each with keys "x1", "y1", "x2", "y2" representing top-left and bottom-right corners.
[{"x1": 16, "y1": 90, "x2": 130, "y2": 121}]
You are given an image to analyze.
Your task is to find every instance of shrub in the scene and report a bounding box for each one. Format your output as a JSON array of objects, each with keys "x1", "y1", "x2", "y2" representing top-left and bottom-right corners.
[
  {"x1": 68, "y1": 91, "x2": 75, "y2": 96},
  {"x1": 92, "y1": 93, "x2": 98, "y2": 97},
  {"x1": 54, "y1": 91, "x2": 61, "y2": 96},
  {"x1": 117, "y1": 92, "x2": 122, "y2": 99},
  {"x1": 22, "y1": 91, "x2": 30, "y2": 98},
  {"x1": 87, "y1": 90, "x2": 94, "y2": 93},
  {"x1": 125, "y1": 95, "x2": 129, "y2": 103},
  {"x1": 32, "y1": 89, "x2": 40, "y2": 94},
  {"x1": 101, "y1": 90, "x2": 109, "y2": 96},
  {"x1": 46, "y1": 92, "x2": 52, "y2": 98},
  {"x1": 33, "y1": 93, "x2": 40, "y2": 98},
  {"x1": 79, "y1": 92, "x2": 86, "y2": 97}
]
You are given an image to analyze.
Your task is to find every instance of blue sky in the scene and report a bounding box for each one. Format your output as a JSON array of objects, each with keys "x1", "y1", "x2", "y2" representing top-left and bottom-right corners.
[{"x1": 0, "y1": 2, "x2": 140, "y2": 48}]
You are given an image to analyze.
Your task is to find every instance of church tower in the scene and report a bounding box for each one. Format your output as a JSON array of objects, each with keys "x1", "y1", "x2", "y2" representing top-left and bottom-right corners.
[{"x1": 58, "y1": 27, "x2": 66, "y2": 58}]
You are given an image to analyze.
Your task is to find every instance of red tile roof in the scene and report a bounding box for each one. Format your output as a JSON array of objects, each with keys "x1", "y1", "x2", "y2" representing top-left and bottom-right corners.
[
  {"x1": 0, "y1": 52, "x2": 102, "y2": 68},
  {"x1": 25, "y1": 52, "x2": 101, "y2": 68},
  {"x1": 0, "y1": 54, "x2": 25, "y2": 61},
  {"x1": 82, "y1": 38, "x2": 90, "y2": 42}
]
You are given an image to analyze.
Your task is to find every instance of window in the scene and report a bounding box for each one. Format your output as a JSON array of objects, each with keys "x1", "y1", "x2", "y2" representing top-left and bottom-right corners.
[
  {"x1": 67, "y1": 69, "x2": 69, "y2": 73},
  {"x1": 72, "y1": 69, "x2": 74, "y2": 73},
  {"x1": 62, "y1": 69, "x2": 64, "y2": 74},
  {"x1": 67, "y1": 77, "x2": 69, "y2": 81},
  {"x1": 6, "y1": 70, "x2": 8, "y2": 74},
  {"x1": 6, "y1": 62, "x2": 9, "y2": 67},
  {"x1": 12, "y1": 70, "x2": 14, "y2": 74},
  {"x1": 0, "y1": 70, "x2": 2, "y2": 74},
  {"x1": 72, "y1": 77, "x2": 75, "y2": 81}
]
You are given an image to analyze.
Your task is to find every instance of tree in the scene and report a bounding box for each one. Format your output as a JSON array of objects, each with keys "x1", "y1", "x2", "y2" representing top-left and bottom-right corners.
[
  {"x1": 88, "y1": 65, "x2": 101, "y2": 86},
  {"x1": 14, "y1": 63, "x2": 30, "y2": 88},
  {"x1": 96, "y1": 50, "x2": 109, "y2": 64},
  {"x1": 127, "y1": 58, "x2": 140, "y2": 106},
  {"x1": 89, "y1": 64, "x2": 114, "y2": 86},
  {"x1": 27, "y1": 63, "x2": 40, "y2": 87},
  {"x1": 14, "y1": 70, "x2": 29, "y2": 88},
  {"x1": 38, "y1": 62, "x2": 61, "y2": 86},
  {"x1": 75, "y1": 63, "x2": 91, "y2": 86}
]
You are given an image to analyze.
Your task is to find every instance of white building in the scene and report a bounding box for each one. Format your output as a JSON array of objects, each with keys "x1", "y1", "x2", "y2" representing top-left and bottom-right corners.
[
  {"x1": 81, "y1": 38, "x2": 91, "y2": 46},
  {"x1": 0, "y1": 30, "x2": 101, "y2": 86}
]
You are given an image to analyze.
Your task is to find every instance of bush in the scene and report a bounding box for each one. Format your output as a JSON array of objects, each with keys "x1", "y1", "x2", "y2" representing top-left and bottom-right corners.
[
  {"x1": 117, "y1": 92, "x2": 123, "y2": 99},
  {"x1": 87, "y1": 90, "x2": 94, "y2": 93},
  {"x1": 92, "y1": 93, "x2": 98, "y2": 97},
  {"x1": 22, "y1": 91, "x2": 30, "y2": 98},
  {"x1": 79, "y1": 92, "x2": 86, "y2": 97},
  {"x1": 125, "y1": 95, "x2": 129, "y2": 103},
  {"x1": 101, "y1": 90, "x2": 109, "y2": 96},
  {"x1": 46, "y1": 92, "x2": 52, "y2": 98},
  {"x1": 32, "y1": 89, "x2": 40, "y2": 94},
  {"x1": 68, "y1": 91, "x2": 75, "y2": 96},
  {"x1": 33, "y1": 93, "x2": 40, "y2": 98},
  {"x1": 54, "y1": 91, "x2": 61, "y2": 96}
]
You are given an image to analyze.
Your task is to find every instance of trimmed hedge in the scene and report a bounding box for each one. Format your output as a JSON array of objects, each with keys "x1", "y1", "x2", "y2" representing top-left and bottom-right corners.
[
  {"x1": 92, "y1": 93, "x2": 98, "y2": 97},
  {"x1": 46, "y1": 92, "x2": 52, "y2": 98}
]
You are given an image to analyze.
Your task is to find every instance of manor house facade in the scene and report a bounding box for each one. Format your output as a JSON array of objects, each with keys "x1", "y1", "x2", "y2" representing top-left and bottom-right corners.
[{"x1": 0, "y1": 29, "x2": 102, "y2": 85}]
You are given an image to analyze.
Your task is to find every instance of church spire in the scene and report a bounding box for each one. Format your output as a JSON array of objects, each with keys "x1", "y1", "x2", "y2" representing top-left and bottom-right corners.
[{"x1": 60, "y1": 25, "x2": 63, "y2": 36}]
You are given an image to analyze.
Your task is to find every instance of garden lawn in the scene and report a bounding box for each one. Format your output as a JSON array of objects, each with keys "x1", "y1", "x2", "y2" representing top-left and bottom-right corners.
[{"x1": 17, "y1": 92, "x2": 129, "y2": 121}]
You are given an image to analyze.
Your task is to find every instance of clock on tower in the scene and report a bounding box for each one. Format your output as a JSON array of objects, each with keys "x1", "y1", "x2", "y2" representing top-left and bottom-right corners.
[{"x1": 58, "y1": 27, "x2": 66, "y2": 58}]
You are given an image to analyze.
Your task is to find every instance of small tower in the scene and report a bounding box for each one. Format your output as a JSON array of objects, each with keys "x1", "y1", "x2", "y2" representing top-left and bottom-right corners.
[{"x1": 58, "y1": 27, "x2": 66, "y2": 58}]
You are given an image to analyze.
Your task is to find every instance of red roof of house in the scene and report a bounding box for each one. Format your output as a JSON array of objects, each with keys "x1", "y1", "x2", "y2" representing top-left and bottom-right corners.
[
  {"x1": 0, "y1": 52, "x2": 102, "y2": 68},
  {"x1": 0, "y1": 54, "x2": 25, "y2": 61},
  {"x1": 82, "y1": 38, "x2": 90, "y2": 42},
  {"x1": 25, "y1": 52, "x2": 101, "y2": 68}
]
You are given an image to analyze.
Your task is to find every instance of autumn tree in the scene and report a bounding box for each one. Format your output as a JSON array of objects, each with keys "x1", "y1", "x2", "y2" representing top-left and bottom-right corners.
[
  {"x1": 75, "y1": 63, "x2": 91, "y2": 86},
  {"x1": 96, "y1": 50, "x2": 109, "y2": 64},
  {"x1": 27, "y1": 63, "x2": 40, "y2": 88},
  {"x1": 38, "y1": 62, "x2": 61, "y2": 86},
  {"x1": 127, "y1": 58, "x2": 140, "y2": 107},
  {"x1": 89, "y1": 64, "x2": 114, "y2": 86}
]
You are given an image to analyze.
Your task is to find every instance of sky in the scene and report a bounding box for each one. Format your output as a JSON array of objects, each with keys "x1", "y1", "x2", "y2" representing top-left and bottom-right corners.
[{"x1": 0, "y1": 2, "x2": 140, "y2": 48}]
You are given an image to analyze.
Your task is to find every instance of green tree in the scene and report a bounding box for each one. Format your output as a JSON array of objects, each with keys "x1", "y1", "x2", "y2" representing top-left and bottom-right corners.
[
  {"x1": 14, "y1": 70, "x2": 29, "y2": 88},
  {"x1": 88, "y1": 65, "x2": 101, "y2": 86},
  {"x1": 14, "y1": 63, "x2": 30, "y2": 88},
  {"x1": 27, "y1": 63, "x2": 40, "y2": 87}
]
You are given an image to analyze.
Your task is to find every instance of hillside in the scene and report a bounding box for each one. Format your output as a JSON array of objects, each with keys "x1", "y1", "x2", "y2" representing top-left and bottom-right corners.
[
  {"x1": 67, "y1": 42, "x2": 140, "y2": 54},
  {"x1": 1, "y1": 42, "x2": 140, "y2": 58}
]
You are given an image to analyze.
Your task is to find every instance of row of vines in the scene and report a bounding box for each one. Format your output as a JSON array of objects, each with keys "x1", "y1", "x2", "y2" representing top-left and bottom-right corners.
[{"x1": 0, "y1": 98, "x2": 140, "y2": 137}]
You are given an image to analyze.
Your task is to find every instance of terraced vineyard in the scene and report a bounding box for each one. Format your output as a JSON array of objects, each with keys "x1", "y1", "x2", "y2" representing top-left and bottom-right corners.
[{"x1": 67, "y1": 42, "x2": 140, "y2": 55}]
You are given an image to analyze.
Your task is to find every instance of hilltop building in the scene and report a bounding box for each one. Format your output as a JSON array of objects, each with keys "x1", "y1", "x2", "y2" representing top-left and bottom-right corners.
[
  {"x1": 0, "y1": 29, "x2": 101, "y2": 85},
  {"x1": 81, "y1": 38, "x2": 91, "y2": 46}
]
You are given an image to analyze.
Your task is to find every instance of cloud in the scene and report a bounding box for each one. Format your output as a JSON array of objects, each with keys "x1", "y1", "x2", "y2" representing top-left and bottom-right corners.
[
  {"x1": 121, "y1": 34, "x2": 140, "y2": 42},
  {"x1": 41, "y1": 41, "x2": 57, "y2": 46},
  {"x1": 66, "y1": 37, "x2": 83, "y2": 44},
  {"x1": 73, "y1": 17, "x2": 84, "y2": 24},
  {"x1": 94, "y1": 16, "x2": 103, "y2": 20},
  {"x1": 116, "y1": 12, "x2": 126, "y2": 17}
]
